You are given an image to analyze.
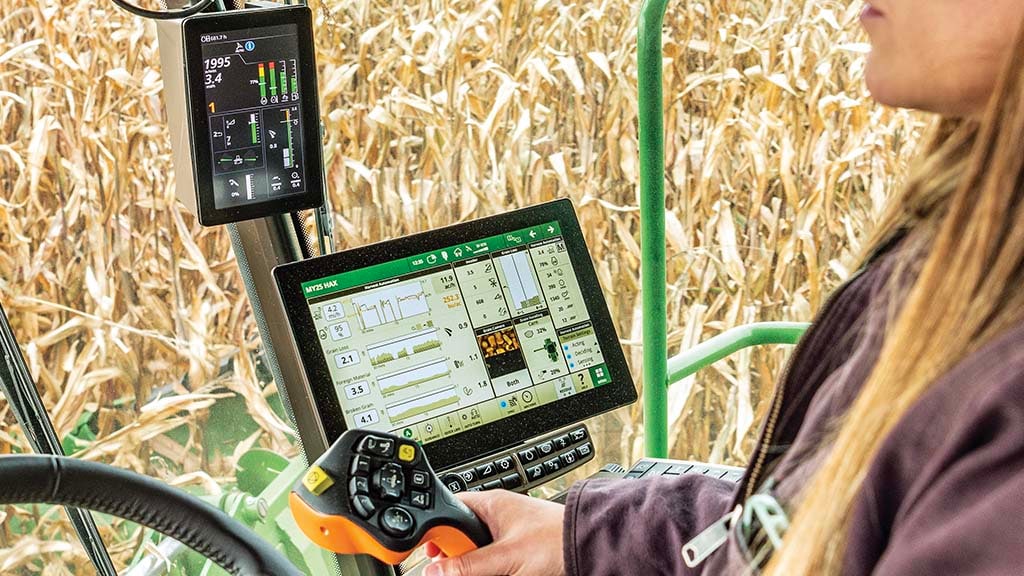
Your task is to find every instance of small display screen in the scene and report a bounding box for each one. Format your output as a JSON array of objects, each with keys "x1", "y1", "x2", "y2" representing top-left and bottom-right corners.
[
  {"x1": 199, "y1": 25, "x2": 308, "y2": 209},
  {"x1": 300, "y1": 221, "x2": 613, "y2": 445}
]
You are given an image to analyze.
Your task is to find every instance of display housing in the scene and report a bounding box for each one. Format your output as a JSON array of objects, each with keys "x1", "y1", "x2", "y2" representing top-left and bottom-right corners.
[
  {"x1": 183, "y1": 6, "x2": 324, "y2": 225},
  {"x1": 274, "y1": 199, "x2": 636, "y2": 470}
]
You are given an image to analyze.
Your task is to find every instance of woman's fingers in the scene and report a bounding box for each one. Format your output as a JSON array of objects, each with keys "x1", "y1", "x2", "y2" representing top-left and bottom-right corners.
[
  {"x1": 425, "y1": 541, "x2": 444, "y2": 558},
  {"x1": 455, "y1": 490, "x2": 501, "y2": 522},
  {"x1": 420, "y1": 489, "x2": 565, "y2": 576},
  {"x1": 422, "y1": 544, "x2": 513, "y2": 576}
]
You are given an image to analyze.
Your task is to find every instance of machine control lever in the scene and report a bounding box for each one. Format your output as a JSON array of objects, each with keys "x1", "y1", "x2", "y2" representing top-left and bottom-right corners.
[{"x1": 290, "y1": 429, "x2": 493, "y2": 565}]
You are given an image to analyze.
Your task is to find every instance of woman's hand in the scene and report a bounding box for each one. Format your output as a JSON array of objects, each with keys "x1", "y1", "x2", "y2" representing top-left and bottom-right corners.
[{"x1": 422, "y1": 489, "x2": 566, "y2": 576}]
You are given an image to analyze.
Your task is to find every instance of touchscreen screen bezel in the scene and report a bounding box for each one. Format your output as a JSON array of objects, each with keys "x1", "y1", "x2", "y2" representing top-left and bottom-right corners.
[
  {"x1": 183, "y1": 6, "x2": 324, "y2": 226},
  {"x1": 274, "y1": 199, "x2": 637, "y2": 471}
]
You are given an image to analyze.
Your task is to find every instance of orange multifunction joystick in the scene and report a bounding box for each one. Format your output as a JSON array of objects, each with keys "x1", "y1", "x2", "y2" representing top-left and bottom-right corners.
[{"x1": 290, "y1": 429, "x2": 493, "y2": 565}]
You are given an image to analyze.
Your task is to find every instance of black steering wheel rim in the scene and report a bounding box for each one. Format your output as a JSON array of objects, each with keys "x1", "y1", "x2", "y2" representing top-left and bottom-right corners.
[{"x1": 0, "y1": 455, "x2": 304, "y2": 576}]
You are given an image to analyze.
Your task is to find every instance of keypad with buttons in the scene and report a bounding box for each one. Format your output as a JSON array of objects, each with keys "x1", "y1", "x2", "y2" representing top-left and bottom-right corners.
[
  {"x1": 623, "y1": 458, "x2": 745, "y2": 483},
  {"x1": 439, "y1": 424, "x2": 595, "y2": 494}
]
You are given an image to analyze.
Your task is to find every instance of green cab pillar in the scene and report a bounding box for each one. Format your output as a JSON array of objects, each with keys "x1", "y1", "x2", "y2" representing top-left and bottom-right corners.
[{"x1": 638, "y1": 0, "x2": 671, "y2": 458}]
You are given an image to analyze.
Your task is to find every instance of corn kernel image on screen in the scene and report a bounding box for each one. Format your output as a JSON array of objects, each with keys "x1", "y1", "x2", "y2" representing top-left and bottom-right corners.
[{"x1": 300, "y1": 221, "x2": 612, "y2": 445}]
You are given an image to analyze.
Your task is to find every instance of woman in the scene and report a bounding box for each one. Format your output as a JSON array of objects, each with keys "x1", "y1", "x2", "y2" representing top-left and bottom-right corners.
[{"x1": 427, "y1": 1, "x2": 1024, "y2": 574}]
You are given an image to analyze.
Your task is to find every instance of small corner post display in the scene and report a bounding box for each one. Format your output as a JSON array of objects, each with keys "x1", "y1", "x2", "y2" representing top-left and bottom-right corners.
[
  {"x1": 274, "y1": 199, "x2": 638, "y2": 471},
  {"x1": 183, "y1": 6, "x2": 324, "y2": 226}
]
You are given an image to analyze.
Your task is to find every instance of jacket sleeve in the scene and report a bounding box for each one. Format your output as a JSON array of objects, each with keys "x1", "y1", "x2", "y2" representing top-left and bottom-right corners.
[
  {"x1": 562, "y1": 475, "x2": 736, "y2": 576},
  {"x1": 867, "y1": 416, "x2": 1024, "y2": 575}
]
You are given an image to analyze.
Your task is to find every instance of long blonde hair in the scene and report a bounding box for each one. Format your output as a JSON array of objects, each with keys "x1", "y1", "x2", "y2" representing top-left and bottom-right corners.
[{"x1": 764, "y1": 17, "x2": 1024, "y2": 576}]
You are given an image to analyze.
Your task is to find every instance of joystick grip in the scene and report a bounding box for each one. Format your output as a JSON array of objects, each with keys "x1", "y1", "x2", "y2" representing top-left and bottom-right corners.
[
  {"x1": 289, "y1": 430, "x2": 493, "y2": 565},
  {"x1": 437, "y1": 490, "x2": 492, "y2": 549}
]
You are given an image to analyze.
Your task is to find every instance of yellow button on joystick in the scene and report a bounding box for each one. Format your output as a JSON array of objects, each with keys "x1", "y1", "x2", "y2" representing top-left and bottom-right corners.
[
  {"x1": 398, "y1": 444, "x2": 416, "y2": 462},
  {"x1": 302, "y1": 465, "x2": 335, "y2": 496}
]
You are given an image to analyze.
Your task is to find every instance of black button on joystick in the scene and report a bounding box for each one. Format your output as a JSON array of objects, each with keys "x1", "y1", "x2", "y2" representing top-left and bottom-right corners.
[
  {"x1": 350, "y1": 455, "x2": 371, "y2": 476},
  {"x1": 350, "y1": 476, "x2": 370, "y2": 495},
  {"x1": 410, "y1": 469, "x2": 431, "y2": 489},
  {"x1": 374, "y1": 462, "x2": 406, "y2": 500},
  {"x1": 410, "y1": 490, "x2": 431, "y2": 509},
  {"x1": 379, "y1": 506, "x2": 415, "y2": 537},
  {"x1": 352, "y1": 495, "x2": 376, "y2": 519},
  {"x1": 359, "y1": 435, "x2": 396, "y2": 458}
]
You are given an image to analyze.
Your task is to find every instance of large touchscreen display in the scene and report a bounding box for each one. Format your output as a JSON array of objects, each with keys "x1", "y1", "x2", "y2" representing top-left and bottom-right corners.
[
  {"x1": 199, "y1": 24, "x2": 308, "y2": 209},
  {"x1": 300, "y1": 221, "x2": 614, "y2": 445}
]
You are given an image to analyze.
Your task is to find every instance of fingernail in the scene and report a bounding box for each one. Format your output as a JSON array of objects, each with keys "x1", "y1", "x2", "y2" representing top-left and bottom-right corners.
[{"x1": 424, "y1": 563, "x2": 444, "y2": 576}]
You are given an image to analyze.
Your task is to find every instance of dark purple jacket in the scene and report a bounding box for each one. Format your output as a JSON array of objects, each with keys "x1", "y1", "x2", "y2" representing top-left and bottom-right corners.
[{"x1": 564, "y1": 235, "x2": 1024, "y2": 575}]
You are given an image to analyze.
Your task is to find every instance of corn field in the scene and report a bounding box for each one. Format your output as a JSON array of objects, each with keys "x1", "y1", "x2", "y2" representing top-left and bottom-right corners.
[{"x1": 0, "y1": 0, "x2": 922, "y2": 572}]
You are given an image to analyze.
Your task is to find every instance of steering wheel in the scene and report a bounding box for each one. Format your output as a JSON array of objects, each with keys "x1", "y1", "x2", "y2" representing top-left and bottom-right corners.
[{"x1": 0, "y1": 455, "x2": 304, "y2": 576}]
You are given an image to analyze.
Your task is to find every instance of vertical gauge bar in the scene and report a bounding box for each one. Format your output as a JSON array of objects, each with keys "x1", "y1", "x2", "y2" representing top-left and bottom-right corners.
[
  {"x1": 269, "y1": 61, "x2": 277, "y2": 97},
  {"x1": 258, "y1": 63, "x2": 267, "y2": 101},
  {"x1": 290, "y1": 59, "x2": 298, "y2": 95},
  {"x1": 245, "y1": 173, "x2": 255, "y2": 200},
  {"x1": 249, "y1": 113, "x2": 259, "y2": 145},
  {"x1": 284, "y1": 108, "x2": 294, "y2": 168},
  {"x1": 279, "y1": 60, "x2": 287, "y2": 101}
]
